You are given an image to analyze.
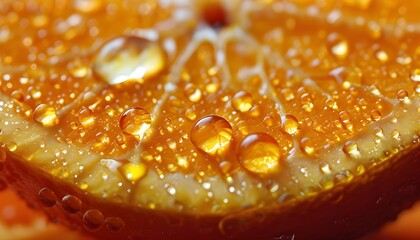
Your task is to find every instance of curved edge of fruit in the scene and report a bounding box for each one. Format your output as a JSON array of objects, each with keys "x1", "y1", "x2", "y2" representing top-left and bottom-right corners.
[{"x1": 0, "y1": 140, "x2": 418, "y2": 240}]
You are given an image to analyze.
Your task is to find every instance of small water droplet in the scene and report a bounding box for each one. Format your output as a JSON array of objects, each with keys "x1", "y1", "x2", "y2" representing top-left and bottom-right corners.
[
  {"x1": 33, "y1": 104, "x2": 60, "y2": 127},
  {"x1": 73, "y1": 0, "x2": 102, "y2": 12},
  {"x1": 238, "y1": 133, "x2": 281, "y2": 175},
  {"x1": 370, "y1": 110, "x2": 382, "y2": 121},
  {"x1": 105, "y1": 217, "x2": 125, "y2": 232},
  {"x1": 120, "y1": 107, "x2": 152, "y2": 141},
  {"x1": 61, "y1": 195, "x2": 82, "y2": 214},
  {"x1": 232, "y1": 91, "x2": 253, "y2": 113},
  {"x1": 396, "y1": 89, "x2": 410, "y2": 103},
  {"x1": 83, "y1": 209, "x2": 104, "y2": 231},
  {"x1": 184, "y1": 83, "x2": 202, "y2": 102},
  {"x1": 319, "y1": 162, "x2": 332, "y2": 174},
  {"x1": 391, "y1": 129, "x2": 401, "y2": 141},
  {"x1": 339, "y1": 110, "x2": 353, "y2": 131},
  {"x1": 119, "y1": 162, "x2": 147, "y2": 183},
  {"x1": 38, "y1": 188, "x2": 57, "y2": 207},
  {"x1": 5, "y1": 142, "x2": 17, "y2": 152},
  {"x1": 93, "y1": 36, "x2": 166, "y2": 85},
  {"x1": 283, "y1": 115, "x2": 299, "y2": 135},
  {"x1": 300, "y1": 138, "x2": 315, "y2": 155},
  {"x1": 343, "y1": 141, "x2": 360, "y2": 158},
  {"x1": 411, "y1": 68, "x2": 420, "y2": 82},
  {"x1": 185, "y1": 108, "x2": 197, "y2": 121},
  {"x1": 328, "y1": 33, "x2": 349, "y2": 59},
  {"x1": 375, "y1": 50, "x2": 389, "y2": 62},
  {"x1": 78, "y1": 108, "x2": 95, "y2": 128},
  {"x1": 190, "y1": 115, "x2": 233, "y2": 155}
]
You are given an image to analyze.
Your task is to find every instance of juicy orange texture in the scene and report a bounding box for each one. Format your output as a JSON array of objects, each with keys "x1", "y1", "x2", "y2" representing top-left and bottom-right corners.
[{"x1": 0, "y1": 0, "x2": 419, "y2": 239}]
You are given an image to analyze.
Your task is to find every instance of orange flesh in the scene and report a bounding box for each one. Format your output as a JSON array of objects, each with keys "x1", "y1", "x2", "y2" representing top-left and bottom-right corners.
[{"x1": 0, "y1": 0, "x2": 419, "y2": 239}]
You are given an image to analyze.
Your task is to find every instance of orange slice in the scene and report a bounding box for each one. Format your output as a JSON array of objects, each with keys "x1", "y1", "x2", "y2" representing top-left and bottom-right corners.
[{"x1": 0, "y1": 0, "x2": 419, "y2": 239}]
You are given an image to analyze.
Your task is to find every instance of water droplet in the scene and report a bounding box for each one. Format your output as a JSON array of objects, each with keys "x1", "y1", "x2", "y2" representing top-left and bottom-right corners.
[
  {"x1": 319, "y1": 162, "x2": 332, "y2": 174},
  {"x1": 61, "y1": 195, "x2": 82, "y2": 214},
  {"x1": 411, "y1": 68, "x2": 420, "y2": 82},
  {"x1": 283, "y1": 115, "x2": 299, "y2": 135},
  {"x1": 326, "y1": 98, "x2": 338, "y2": 110},
  {"x1": 370, "y1": 110, "x2": 382, "y2": 121},
  {"x1": 184, "y1": 83, "x2": 202, "y2": 102},
  {"x1": 375, "y1": 50, "x2": 389, "y2": 62},
  {"x1": 93, "y1": 36, "x2": 166, "y2": 85},
  {"x1": 232, "y1": 91, "x2": 253, "y2": 113},
  {"x1": 339, "y1": 110, "x2": 353, "y2": 131},
  {"x1": 33, "y1": 104, "x2": 59, "y2": 127},
  {"x1": 83, "y1": 209, "x2": 104, "y2": 231},
  {"x1": 5, "y1": 142, "x2": 17, "y2": 152},
  {"x1": 300, "y1": 138, "x2": 315, "y2": 155},
  {"x1": 120, "y1": 107, "x2": 152, "y2": 141},
  {"x1": 328, "y1": 33, "x2": 348, "y2": 59},
  {"x1": 343, "y1": 141, "x2": 361, "y2": 158},
  {"x1": 300, "y1": 93, "x2": 314, "y2": 112},
  {"x1": 238, "y1": 133, "x2": 281, "y2": 175},
  {"x1": 105, "y1": 217, "x2": 125, "y2": 232},
  {"x1": 73, "y1": 0, "x2": 102, "y2": 13},
  {"x1": 78, "y1": 108, "x2": 95, "y2": 128},
  {"x1": 391, "y1": 129, "x2": 401, "y2": 141},
  {"x1": 38, "y1": 188, "x2": 57, "y2": 207},
  {"x1": 190, "y1": 115, "x2": 233, "y2": 155},
  {"x1": 185, "y1": 108, "x2": 197, "y2": 121},
  {"x1": 119, "y1": 163, "x2": 147, "y2": 183},
  {"x1": 396, "y1": 89, "x2": 410, "y2": 103}
]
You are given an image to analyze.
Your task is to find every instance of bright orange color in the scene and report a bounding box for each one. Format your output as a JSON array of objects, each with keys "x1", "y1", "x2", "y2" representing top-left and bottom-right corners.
[{"x1": 0, "y1": 0, "x2": 419, "y2": 239}]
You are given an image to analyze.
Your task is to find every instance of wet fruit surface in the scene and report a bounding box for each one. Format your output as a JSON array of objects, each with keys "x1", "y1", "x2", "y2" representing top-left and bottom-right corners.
[{"x1": 0, "y1": 0, "x2": 419, "y2": 239}]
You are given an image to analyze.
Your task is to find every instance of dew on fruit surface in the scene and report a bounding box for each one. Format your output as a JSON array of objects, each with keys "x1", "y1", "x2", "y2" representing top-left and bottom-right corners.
[
  {"x1": 4, "y1": 142, "x2": 17, "y2": 152},
  {"x1": 343, "y1": 141, "x2": 361, "y2": 158},
  {"x1": 370, "y1": 110, "x2": 382, "y2": 121},
  {"x1": 319, "y1": 162, "x2": 332, "y2": 174},
  {"x1": 190, "y1": 115, "x2": 233, "y2": 155},
  {"x1": 105, "y1": 217, "x2": 125, "y2": 232},
  {"x1": 232, "y1": 91, "x2": 253, "y2": 113},
  {"x1": 119, "y1": 162, "x2": 147, "y2": 183},
  {"x1": 238, "y1": 133, "x2": 282, "y2": 175},
  {"x1": 396, "y1": 89, "x2": 410, "y2": 103},
  {"x1": 328, "y1": 33, "x2": 349, "y2": 59},
  {"x1": 33, "y1": 104, "x2": 60, "y2": 127},
  {"x1": 300, "y1": 93, "x2": 314, "y2": 112},
  {"x1": 391, "y1": 129, "x2": 401, "y2": 141},
  {"x1": 92, "y1": 36, "x2": 166, "y2": 85},
  {"x1": 38, "y1": 187, "x2": 57, "y2": 207},
  {"x1": 184, "y1": 83, "x2": 202, "y2": 103},
  {"x1": 375, "y1": 50, "x2": 389, "y2": 62},
  {"x1": 300, "y1": 138, "x2": 315, "y2": 155},
  {"x1": 283, "y1": 115, "x2": 299, "y2": 135},
  {"x1": 73, "y1": 0, "x2": 102, "y2": 13},
  {"x1": 185, "y1": 108, "x2": 197, "y2": 121},
  {"x1": 119, "y1": 107, "x2": 152, "y2": 141},
  {"x1": 78, "y1": 108, "x2": 95, "y2": 128},
  {"x1": 61, "y1": 194, "x2": 82, "y2": 214},
  {"x1": 411, "y1": 68, "x2": 420, "y2": 82},
  {"x1": 339, "y1": 110, "x2": 353, "y2": 131},
  {"x1": 83, "y1": 209, "x2": 104, "y2": 231}
]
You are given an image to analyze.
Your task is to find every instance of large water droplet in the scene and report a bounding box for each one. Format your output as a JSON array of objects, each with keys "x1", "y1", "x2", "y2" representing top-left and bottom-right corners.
[
  {"x1": 93, "y1": 36, "x2": 166, "y2": 85},
  {"x1": 33, "y1": 104, "x2": 60, "y2": 127},
  {"x1": 238, "y1": 133, "x2": 281, "y2": 175},
  {"x1": 190, "y1": 115, "x2": 233, "y2": 155},
  {"x1": 83, "y1": 209, "x2": 104, "y2": 231},
  {"x1": 119, "y1": 107, "x2": 152, "y2": 141}
]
